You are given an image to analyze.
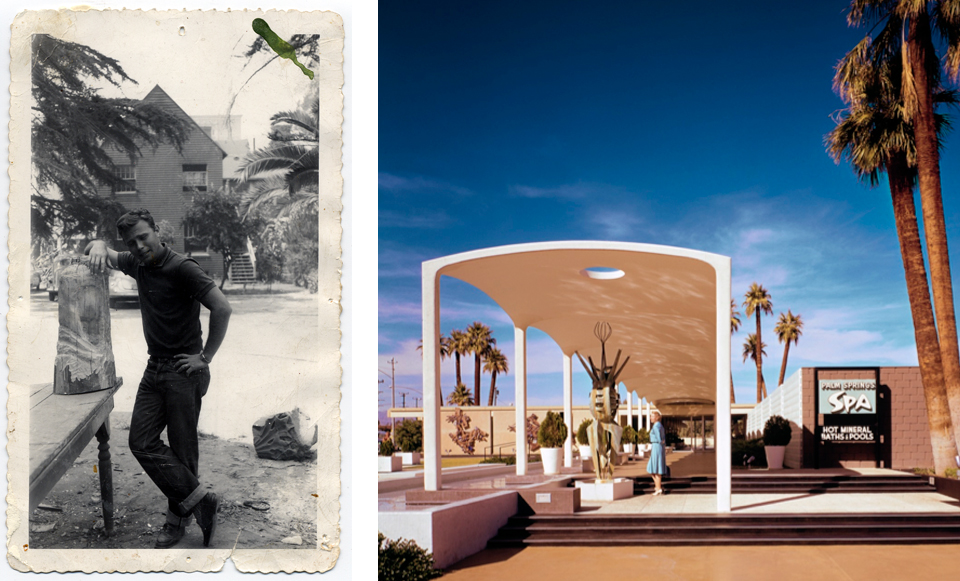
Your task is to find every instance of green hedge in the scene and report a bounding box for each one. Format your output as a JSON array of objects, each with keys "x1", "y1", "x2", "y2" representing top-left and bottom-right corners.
[{"x1": 378, "y1": 533, "x2": 443, "y2": 580}]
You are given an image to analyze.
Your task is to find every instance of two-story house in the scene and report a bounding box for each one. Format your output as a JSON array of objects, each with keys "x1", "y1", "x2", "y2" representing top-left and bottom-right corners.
[{"x1": 96, "y1": 85, "x2": 229, "y2": 280}]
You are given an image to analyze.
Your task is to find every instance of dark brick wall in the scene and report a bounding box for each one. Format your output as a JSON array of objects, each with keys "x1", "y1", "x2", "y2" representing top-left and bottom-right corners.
[{"x1": 801, "y1": 367, "x2": 933, "y2": 469}]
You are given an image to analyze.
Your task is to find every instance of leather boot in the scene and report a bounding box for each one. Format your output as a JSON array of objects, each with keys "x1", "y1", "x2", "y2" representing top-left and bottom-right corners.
[{"x1": 194, "y1": 492, "x2": 220, "y2": 547}]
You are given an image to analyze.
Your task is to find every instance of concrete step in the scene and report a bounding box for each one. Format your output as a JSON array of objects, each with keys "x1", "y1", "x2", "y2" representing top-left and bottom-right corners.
[{"x1": 489, "y1": 513, "x2": 960, "y2": 547}]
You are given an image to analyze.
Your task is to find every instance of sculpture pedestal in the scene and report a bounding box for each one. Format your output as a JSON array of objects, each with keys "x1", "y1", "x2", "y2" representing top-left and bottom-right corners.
[{"x1": 575, "y1": 478, "x2": 633, "y2": 501}]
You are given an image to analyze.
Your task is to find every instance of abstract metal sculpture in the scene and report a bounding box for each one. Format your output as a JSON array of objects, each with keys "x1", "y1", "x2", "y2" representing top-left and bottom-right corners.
[{"x1": 576, "y1": 322, "x2": 630, "y2": 481}]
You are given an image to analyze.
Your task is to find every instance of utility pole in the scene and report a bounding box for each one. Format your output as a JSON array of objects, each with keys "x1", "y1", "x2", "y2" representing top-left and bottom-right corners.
[
  {"x1": 380, "y1": 360, "x2": 398, "y2": 446},
  {"x1": 401, "y1": 393, "x2": 406, "y2": 408}
]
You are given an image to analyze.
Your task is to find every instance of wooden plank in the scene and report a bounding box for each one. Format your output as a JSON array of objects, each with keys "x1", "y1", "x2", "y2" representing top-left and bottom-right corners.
[{"x1": 29, "y1": 383, "x2": 120, "y2": 514}]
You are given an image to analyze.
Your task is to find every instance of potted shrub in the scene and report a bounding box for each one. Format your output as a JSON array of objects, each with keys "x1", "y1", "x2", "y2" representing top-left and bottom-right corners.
[
  {"x1": 378, "y1": 439, "x2": 402, "y2": 473},
  {"x1": 622, "y1": 425, "x2": 637, "y2": 455},
  {"x1": 537, "y1": 411, "x2": 568, "y2": 475},
  {"x1": 394, "y1": 419, "x2": 423, "y2": 465},
  {"x1": 636, "y1": 427, "x2": 650, "y2": 457},
  {"x1": 576, "y1": 418, "x2": 593, "y2": 459},
  {"x1": 763, "y1": 415, "x2": 792, "y2": 469}
]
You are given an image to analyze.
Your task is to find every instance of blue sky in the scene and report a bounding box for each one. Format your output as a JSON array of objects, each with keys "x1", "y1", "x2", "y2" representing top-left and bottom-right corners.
[{"x1": 378, "y1": 1, "x2": 960, "y2": 418}]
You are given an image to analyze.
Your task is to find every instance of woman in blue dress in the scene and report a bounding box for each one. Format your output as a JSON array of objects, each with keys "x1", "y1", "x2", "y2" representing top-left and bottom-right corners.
[{"x1": 646, "y1": 411, "x2": 667, "y2": 495}]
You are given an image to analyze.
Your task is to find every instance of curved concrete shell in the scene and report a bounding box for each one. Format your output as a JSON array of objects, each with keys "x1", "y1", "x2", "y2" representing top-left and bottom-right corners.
[{"x1": 421, "y1": 241, "x2": 732, "y2": 511}]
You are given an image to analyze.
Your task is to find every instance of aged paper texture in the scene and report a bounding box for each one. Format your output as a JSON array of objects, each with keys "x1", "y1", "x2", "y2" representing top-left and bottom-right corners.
[{"x1": 7, "y1": 8, "x2": 342, "y2": 573}]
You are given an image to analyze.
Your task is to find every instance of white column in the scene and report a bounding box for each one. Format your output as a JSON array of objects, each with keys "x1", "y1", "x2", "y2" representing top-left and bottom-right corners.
[
  {"x1": 627, "y1": 389, "x2": 634, "y2": 430},
  {"x1": 645, "y1": 401, "x2": 651, "y2": 431},
  {"x1": 563, "y1": 353, "x2": 573, "y2": 468},
  {"x1": 422, "y1": 267, "x2": 442, "y2": 491},
  {"x1": 515, "y1": 326, "x2": 528, "y2": 476},
  {"x1": 715, "y1": 257, "x2": 732, "y2": 512}
]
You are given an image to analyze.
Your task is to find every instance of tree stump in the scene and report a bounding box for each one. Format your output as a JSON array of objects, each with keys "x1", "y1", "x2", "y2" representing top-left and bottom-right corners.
[{"x1": 53, "y1": 264, "x2": 118, "y2": 394}]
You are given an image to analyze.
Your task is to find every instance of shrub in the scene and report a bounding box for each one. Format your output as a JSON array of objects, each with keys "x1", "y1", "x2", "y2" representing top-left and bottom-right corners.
[
  {"x1": 732, "y1": 438, "x2": 767, "y2": 468},
  {"x1": 636, "y1": 427, "x2": 650, "y2": 445},
  {"x1": 480, "y1": 455, "x2": 517, "y2": 465},
  {"x1": 576, "y1": 418, "x2": 593, "y2": 446},
  {"x1": 395, "y1": 419, "x2": 424, "y2": 453},
  {"x1": 379, "y1": 439, "x2": 395, "y2": 457},
  {"x1": 536, "y1": 411, "x2": 568, "y2": 448},
  {"x1": 762, "y1": 415, "x2": 792, "y2": 446},
  {"x1": 913, "y1": 467, "x2": 935, "y2": 476},
  {"x1": 946, "y1": 467, "x2": 958, "y2": 479},
  {"x1": 623, "y1": 425, "x2": 637, "y2": 446},
  {"x1": 378, "y1": 533, "x2": 443, "y2": 580}
]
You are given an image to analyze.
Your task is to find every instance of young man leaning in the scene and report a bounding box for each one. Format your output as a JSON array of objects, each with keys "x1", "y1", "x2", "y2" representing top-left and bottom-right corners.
[{"x1": 85, "y1": 208, "x2": 232, "y2": 548}]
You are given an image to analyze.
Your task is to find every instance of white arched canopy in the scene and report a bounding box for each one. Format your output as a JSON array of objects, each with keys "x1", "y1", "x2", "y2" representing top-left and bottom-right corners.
[{"x1": 421, "y1": 241, "x2": 732, "y2": 511}]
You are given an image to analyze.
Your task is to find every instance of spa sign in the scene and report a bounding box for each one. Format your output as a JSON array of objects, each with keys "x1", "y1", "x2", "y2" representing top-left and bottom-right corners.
[{"x1": 818, "y1": 379, "x2": 876, "y2": 415}]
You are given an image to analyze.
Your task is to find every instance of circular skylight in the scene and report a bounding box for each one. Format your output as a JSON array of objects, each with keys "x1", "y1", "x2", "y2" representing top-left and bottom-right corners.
[{"x1": 580, "y1": 266, "x2": 625, "y2": 280}]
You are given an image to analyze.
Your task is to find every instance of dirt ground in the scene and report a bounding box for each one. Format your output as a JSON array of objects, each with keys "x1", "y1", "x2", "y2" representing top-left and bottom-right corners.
[{"x1": 28, "y1": 412, "x2": 318, "y2": 550}]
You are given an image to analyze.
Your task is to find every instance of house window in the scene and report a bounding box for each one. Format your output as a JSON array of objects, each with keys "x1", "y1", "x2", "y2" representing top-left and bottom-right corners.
[
  {"x1": 182, "y1": 164, "x2": 208, "y2": 191},
  {"x1": 114, "y1": 164, "x2": 136, "y2": 193}
]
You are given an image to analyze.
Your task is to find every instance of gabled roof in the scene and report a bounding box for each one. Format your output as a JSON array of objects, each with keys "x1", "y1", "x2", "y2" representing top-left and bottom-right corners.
[{"x1": 142, "y1": 85, "x2": 227, "y2": 159}]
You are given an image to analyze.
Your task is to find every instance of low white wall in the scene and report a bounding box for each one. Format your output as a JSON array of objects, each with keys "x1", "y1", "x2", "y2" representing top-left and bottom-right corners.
[
  {"x1": 745, "y1": 369, "x2": 803, "y2": 468},
  {"x1": 378, "y1": 490, "x2": 518, "y2": 569}
]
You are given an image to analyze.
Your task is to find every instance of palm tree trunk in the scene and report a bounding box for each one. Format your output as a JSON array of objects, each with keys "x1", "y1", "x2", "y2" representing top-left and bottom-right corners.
[
  {"x1": 730, "y1": 372, "x2": 735, "y2": 404},
  {"x1": 755, "y1": 311, "x2": 763, "y2": 403},
  {"x1": 778, "y1": 342, "x2": 791, "y2": 388},
  {"x1": 488, "y1": 372, "x2": 498, "y2": 406},
  {"x1": 906, "y1": 13, "x2": 960, "y2": 456},
  {"x1": 889, "y1": 153, "x2": 957, "y2": 474},
  {"x1": 474, "y1": 354, "x2": 482, "y2": 406},
  {"x1": 454, "y1": 352, "x2": 462, "y2": 387}
]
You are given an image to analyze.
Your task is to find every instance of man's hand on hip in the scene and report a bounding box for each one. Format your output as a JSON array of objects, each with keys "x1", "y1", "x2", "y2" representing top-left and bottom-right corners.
[{"x1": 174, "y1": 353, "x2": 208, "y2": 376}]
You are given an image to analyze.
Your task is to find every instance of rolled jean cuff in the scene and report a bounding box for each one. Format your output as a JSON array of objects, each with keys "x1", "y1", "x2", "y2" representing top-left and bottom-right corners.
[
  {"x1": 179, "y1": 483, "x2": 208, "y2": 515},
  {"x1": 165, "y1": 508, "x2": 194, "y2": 528}
]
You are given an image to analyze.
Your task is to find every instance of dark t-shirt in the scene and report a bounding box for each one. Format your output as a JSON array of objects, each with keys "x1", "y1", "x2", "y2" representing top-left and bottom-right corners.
[{"x1": 117, "y1": 246, "x2": 216, "y2": 357}]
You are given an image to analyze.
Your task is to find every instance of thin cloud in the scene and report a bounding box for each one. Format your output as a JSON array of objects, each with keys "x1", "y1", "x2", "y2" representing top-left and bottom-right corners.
[
  {"x1": 379, "y1": 172, "x2": 472, "y2": 197},
  {"x1": 380, "y1": 209, "x2": 454, "y2": 229}
]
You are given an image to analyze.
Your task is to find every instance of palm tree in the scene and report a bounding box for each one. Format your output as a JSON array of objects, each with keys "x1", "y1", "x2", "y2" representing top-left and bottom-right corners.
[
  {"x1": 846, "y1": 0, "x2": 960, "y2": 464},
  {"x1": 465, "y1": 322, "x2": 495, "y2": 406},
  {"x1": 448, "y1": 329, "x2": 470, "y2": 391},
  {"x1": 774, "y1": 311, "x2": 804, "y2": 387},
  {"x1": 483, "y1": 347, "x2": 509, "y2": 406},
  {"x1": 829, "y1": 33, "x2": 959, "y2": 472},
  {"x1": 416, "y1": 333, "x2": 451, "y2": 401},
  {"x1": 743, "y1": 283, "x2": 773, "y2": 403},
  {"x1": 742, "y1": 335, "x2": 766, "y2": 382},
  {"x1": 237, "y1": 101, "x2": 319, "y2": 225},
  {"x1": 446, "y1": 383, "x2": 473, "y2": 406},
  {"x1": 731, "y1": 299, "x2": 742, "y2": 404}
]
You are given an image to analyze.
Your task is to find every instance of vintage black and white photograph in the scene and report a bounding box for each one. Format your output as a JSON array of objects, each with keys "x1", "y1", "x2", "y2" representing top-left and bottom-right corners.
[{"x1": 7, "y1": 8, "x2": 342, "y2": 573}]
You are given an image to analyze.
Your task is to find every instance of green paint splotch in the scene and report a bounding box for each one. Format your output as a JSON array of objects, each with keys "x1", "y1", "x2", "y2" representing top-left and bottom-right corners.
[{"x1": 252, "y1": 18, "x2": 314, "y2": 80}]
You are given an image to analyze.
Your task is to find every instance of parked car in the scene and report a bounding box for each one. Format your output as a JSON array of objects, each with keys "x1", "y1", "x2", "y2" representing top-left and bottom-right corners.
[{"x1": 47, "y1": 254, "x2": 139, "y2": 308}]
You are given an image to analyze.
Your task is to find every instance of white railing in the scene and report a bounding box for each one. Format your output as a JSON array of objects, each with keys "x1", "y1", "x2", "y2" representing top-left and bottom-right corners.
[{"x1": 745, "y1": 369, "x2": 803, "y2": 468}]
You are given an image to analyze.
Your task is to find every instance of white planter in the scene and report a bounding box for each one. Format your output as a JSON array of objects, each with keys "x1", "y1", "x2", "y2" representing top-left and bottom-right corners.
[
  {"x1": 540, "y1": 447, "x2": 562, "y2": 475},
  {"x1": 578, "y1": 444, "x2": 591, "y2": 459},
  {"x1": 765, "y1": 445, "x2": 786, "y2": 470},
  {"x1": 394, "y1": 451, "x2": 421, "y2": 466},
  {"x1": 623, "y1": 443, "x2": 635, "y2": 455},
  {"x1": 378, "y1": 455, "x2": 402, "y2": 473}
]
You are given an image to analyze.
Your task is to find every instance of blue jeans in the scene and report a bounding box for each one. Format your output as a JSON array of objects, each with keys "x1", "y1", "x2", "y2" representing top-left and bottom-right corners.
[{"x1": 128, "y1": 357, "x2": 210, "y2": 519}]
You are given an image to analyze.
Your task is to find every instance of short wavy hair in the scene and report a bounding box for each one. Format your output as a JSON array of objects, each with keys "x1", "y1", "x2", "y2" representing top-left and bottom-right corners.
[{"x1": 116, "y1": 208, "x2": 157, "y2": 237}]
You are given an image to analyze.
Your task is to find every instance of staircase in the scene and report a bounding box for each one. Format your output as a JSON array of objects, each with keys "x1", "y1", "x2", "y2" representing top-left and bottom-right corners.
[
  {"x1": 487, "y1": 473, "x2": 960, "y2": 547},
  {"x1": 487, "y1": 513, "x2": 960, "y2": 546},
  {"x1": 633, "y1": 473, "x2": 935, "y2": 495},
  {"x1": 229, "y1": 253, "x2": 256, "y2": 285}
]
